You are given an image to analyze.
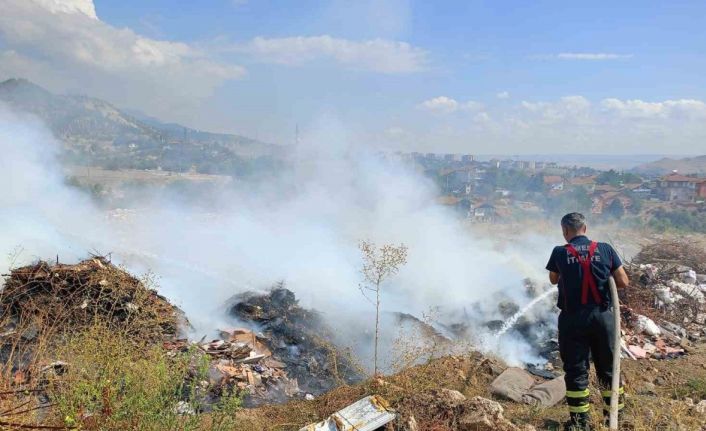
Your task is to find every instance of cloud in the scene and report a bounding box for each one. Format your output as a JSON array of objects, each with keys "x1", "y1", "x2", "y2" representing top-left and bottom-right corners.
[
  {"x1": 473, "y1": 112, "x2": 491, "y2": 123},
  {"x1": 0, "y1": 0, "x2": 246, "y2": 122},
  {"x1": 236, "y1": 35, "x2": 427, "y2": 74},
  {"x1": 418, "y1": 96, "x2": 483, "y2": 114},
  {"x1": 555, "y1": 52, "x2": 632, "y2": 60},
  {"x1": 520, "y1": 95, "x2": 591, "y2": 123},
  {"x1": 496, "y1": 91, "x2": 510, "y2": 99},
  {"x1": 32, "y1": 0, "x2": 97, "y2": 19},
  {"x1": 601, "y1": 98, "x2": 706, "y2": 119},
  {"x1": 400, "y1": 95, "x2": 706, "y2": 154}
]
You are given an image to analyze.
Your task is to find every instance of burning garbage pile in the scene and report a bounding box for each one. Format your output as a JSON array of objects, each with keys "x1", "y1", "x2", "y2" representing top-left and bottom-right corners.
[
  {"x1": 619, "y1": 239, "x2": 706, "y2": 360},
  {"x1": 164, "y1": 327, "x2": 302, "y2": 408},
  {"x1": 164, "y1": 286, "x2": 365, "y2": 408},
  {"x1": 226, "y1": 287, "x2": 363, "y2": 396}
]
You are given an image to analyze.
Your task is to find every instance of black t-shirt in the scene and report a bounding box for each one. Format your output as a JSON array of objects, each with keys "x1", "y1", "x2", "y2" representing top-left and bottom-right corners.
[{"x1": 545, "y1": 235, "x2": 622, "y2": 311}]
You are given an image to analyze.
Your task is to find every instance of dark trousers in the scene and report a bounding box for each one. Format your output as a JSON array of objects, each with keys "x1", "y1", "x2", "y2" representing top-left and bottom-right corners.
[{"x1": 559, "y1": 306, "x2": 623, "y2": 420}]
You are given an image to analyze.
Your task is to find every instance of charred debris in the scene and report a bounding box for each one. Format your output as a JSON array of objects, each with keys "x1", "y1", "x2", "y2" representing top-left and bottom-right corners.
[{"x1": 165, "y1": 286, "x2": 364, "y2": 407}]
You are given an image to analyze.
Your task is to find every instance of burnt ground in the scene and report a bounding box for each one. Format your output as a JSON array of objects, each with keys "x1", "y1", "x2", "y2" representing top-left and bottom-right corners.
[{"x1": 232, "y1": 345, "x2": 706, "y2": 431}]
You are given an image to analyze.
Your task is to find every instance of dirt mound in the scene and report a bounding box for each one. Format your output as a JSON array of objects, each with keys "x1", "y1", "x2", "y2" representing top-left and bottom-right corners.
[
  {"x1": 227, "y1": 286, "x2": 364, "y2": 396},
  {"x1": 0, "y1": 257, "x2": 184, "y2": 354}
]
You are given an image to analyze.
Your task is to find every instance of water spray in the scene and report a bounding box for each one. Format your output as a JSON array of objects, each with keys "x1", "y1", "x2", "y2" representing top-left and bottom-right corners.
[{"x1": 496, "y1": 289, "x2": 555, "y2": 337}]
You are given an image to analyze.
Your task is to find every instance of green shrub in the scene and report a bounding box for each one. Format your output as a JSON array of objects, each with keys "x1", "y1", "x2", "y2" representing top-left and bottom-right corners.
[
  {"x1": 47, "y1": 325, "x2": 240, "y2": 431},
  {"x1": 648, "y1": 208, "x2": 706, "y2": 233}
]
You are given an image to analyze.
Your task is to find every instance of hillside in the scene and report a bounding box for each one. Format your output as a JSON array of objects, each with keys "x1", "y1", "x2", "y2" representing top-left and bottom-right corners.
[
  {"x1": 0, "y1": 78, "x2": 278, "y2": 175},
  {"x1": 632, "y1": 155, "x2": 706, "y2": 175}
]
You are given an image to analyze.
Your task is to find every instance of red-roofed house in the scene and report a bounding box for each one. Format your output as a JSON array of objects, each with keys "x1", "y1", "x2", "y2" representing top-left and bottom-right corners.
[{"x1": 657, "y1": 174, "x2": 705, "y2": 202}]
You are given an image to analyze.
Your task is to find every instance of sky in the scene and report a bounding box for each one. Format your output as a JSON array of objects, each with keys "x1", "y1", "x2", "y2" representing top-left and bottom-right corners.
[{"x1": 1, "y1": 0, "x2": 705, "y2": 154}]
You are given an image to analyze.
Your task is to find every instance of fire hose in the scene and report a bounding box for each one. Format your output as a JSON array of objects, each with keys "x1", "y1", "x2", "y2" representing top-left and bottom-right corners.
[{"x1": 608, "y1": 276, "x2": 620, "y2": 430}]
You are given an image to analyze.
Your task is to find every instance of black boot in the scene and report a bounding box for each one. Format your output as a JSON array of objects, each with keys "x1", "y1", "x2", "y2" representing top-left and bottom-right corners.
[{"x1": 564, "y1": 413, "x2": 593, "y2": 431}]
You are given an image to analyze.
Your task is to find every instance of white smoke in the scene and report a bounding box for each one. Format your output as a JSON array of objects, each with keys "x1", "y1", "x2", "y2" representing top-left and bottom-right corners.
[{"x1": 0, "y1": 106, "x2": 558, "y2": 368}]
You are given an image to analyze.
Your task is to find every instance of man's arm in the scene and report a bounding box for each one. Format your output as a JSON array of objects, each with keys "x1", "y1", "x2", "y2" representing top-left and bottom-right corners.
[
  {"x1": 612, "y1": 265, "x2": 629, "y2": 289},
  {"x1": 607, "y1": 243, "x2": 629, "y2": 288},
  {"x1": 546, "y1": 247, "x2": 560, "y2": 285},
  {"x1": 549, "y1": 271, "x2": 560, "y2": 285}
]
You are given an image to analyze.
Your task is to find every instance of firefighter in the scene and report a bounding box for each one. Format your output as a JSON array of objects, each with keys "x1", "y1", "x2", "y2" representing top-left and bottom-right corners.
[{"x1": 546, "y1": 212, "x2": 630, "y2": 431}]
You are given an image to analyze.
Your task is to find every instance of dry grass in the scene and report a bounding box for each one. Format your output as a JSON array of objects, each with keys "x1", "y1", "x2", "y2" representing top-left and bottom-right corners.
[{"x1": 229, "y1": 346, "x2": 706, "y2": 431}]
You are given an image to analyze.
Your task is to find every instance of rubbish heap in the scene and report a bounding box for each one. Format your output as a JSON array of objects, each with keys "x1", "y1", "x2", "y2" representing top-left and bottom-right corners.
[
  {"x1": 620, "y1": 238, "x2": 706, "y2": 360},
  {"x1": 1, "y1": 257, "x2": 184, "y2": 368},
  {"x1": 164, "y1": 287, "x2": 365, "y2": 407},
  {"x1": 164, "y1": 328, "x2": 301, "y2": 407},
  {"x1": 227, "y1": 287, "x2": 364, "y2": 396}
]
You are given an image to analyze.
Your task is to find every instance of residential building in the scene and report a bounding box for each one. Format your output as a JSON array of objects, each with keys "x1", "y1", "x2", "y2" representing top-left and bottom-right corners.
[
  {"x1": 472, "y1": 203, "x2": 497, "y2": 223},
  {"x1": 543, "y1": 175, "x2": 565, "y2": 191},
  {"x1": 656, "y1": 174, "x2": 703, "y2": 202}
]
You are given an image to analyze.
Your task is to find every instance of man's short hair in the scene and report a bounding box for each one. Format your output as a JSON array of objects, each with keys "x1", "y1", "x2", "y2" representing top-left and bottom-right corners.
[{"x1": 561, "y1": 212, "x2": 586, "y2": 231}]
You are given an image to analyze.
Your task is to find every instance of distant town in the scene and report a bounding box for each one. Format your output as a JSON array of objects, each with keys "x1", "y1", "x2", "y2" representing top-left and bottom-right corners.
[{"x1": 383, "y1": 152, "x2": 706, "y2": 231}]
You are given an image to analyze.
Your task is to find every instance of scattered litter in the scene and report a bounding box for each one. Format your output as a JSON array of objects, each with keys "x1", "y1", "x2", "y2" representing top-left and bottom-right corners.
[
  {"x1": 636, "y1": 315, "x2": 661, "y2": 336},
  {"x1": 619, "y1": 238, "x2": 706, "y2": 361},
  {"x1": 490, "y1": 367, "x2": 565, "y2": 408},
  {"x1": 299, "y1": 395, "x2": 396, "y2": 431}
]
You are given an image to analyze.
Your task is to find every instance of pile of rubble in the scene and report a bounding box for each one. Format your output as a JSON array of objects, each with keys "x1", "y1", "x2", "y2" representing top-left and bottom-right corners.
[
  {"x1": 620, "y1": 238, "x2": 706, "y2": 360},
  {"x1": 1, "y1": 258, "x2": 183, "y2": 360},
  {"x1": 163, "y1": 287, "x2": 365, "y2": 407},
  {"x1": 227, "y1": 287, "x2": 363, "y2": 395},
  {"x1": 165, "y1": 328, "x2": 301, "y2": 407}
]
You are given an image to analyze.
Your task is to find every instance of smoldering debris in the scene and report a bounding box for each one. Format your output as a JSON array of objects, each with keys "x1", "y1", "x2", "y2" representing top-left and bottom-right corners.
[
  {"x1": 226, "y1": 286, "x2": 364, "y2": 396},
  {"x1": 162, "y1": 286, "x2": 365, "y2": 408},
  {"x1": 164, "y1": 329, "x2": 302, "y2": 408}
]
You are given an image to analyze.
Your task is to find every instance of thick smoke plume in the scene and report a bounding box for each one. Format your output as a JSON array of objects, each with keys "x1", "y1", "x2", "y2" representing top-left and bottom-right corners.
[{"x1": 0, "y1": 107, "x2": 558, "y2": 368}]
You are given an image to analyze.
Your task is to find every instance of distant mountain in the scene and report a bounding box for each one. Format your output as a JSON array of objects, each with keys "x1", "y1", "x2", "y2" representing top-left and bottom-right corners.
[
  {"x1": 0, "y1": 78, "x2": 278, "y2": 174},
  {"x1": 632, "y1": 155, "x2": 706, "y2": 176}
]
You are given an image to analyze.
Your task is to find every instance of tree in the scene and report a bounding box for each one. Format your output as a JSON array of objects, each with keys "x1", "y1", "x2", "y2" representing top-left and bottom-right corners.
[
  {"x1": 596, "y1": 169, "x2": 642, "y2": 186},
  {"x1": 596, "y1": 169, "x2": 622, "y2": 186},
  {"x1": 605, "y1": 199, "x2": 625, "y2": 220},
  {"x1": 358, "y1": 240, "x2": 408, "y2": 376}
]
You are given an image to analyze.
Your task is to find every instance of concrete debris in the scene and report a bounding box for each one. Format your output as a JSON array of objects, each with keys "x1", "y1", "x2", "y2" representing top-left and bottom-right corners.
[{"x1": 299, "y1": 395, "x2": 396, "y2": 431}]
